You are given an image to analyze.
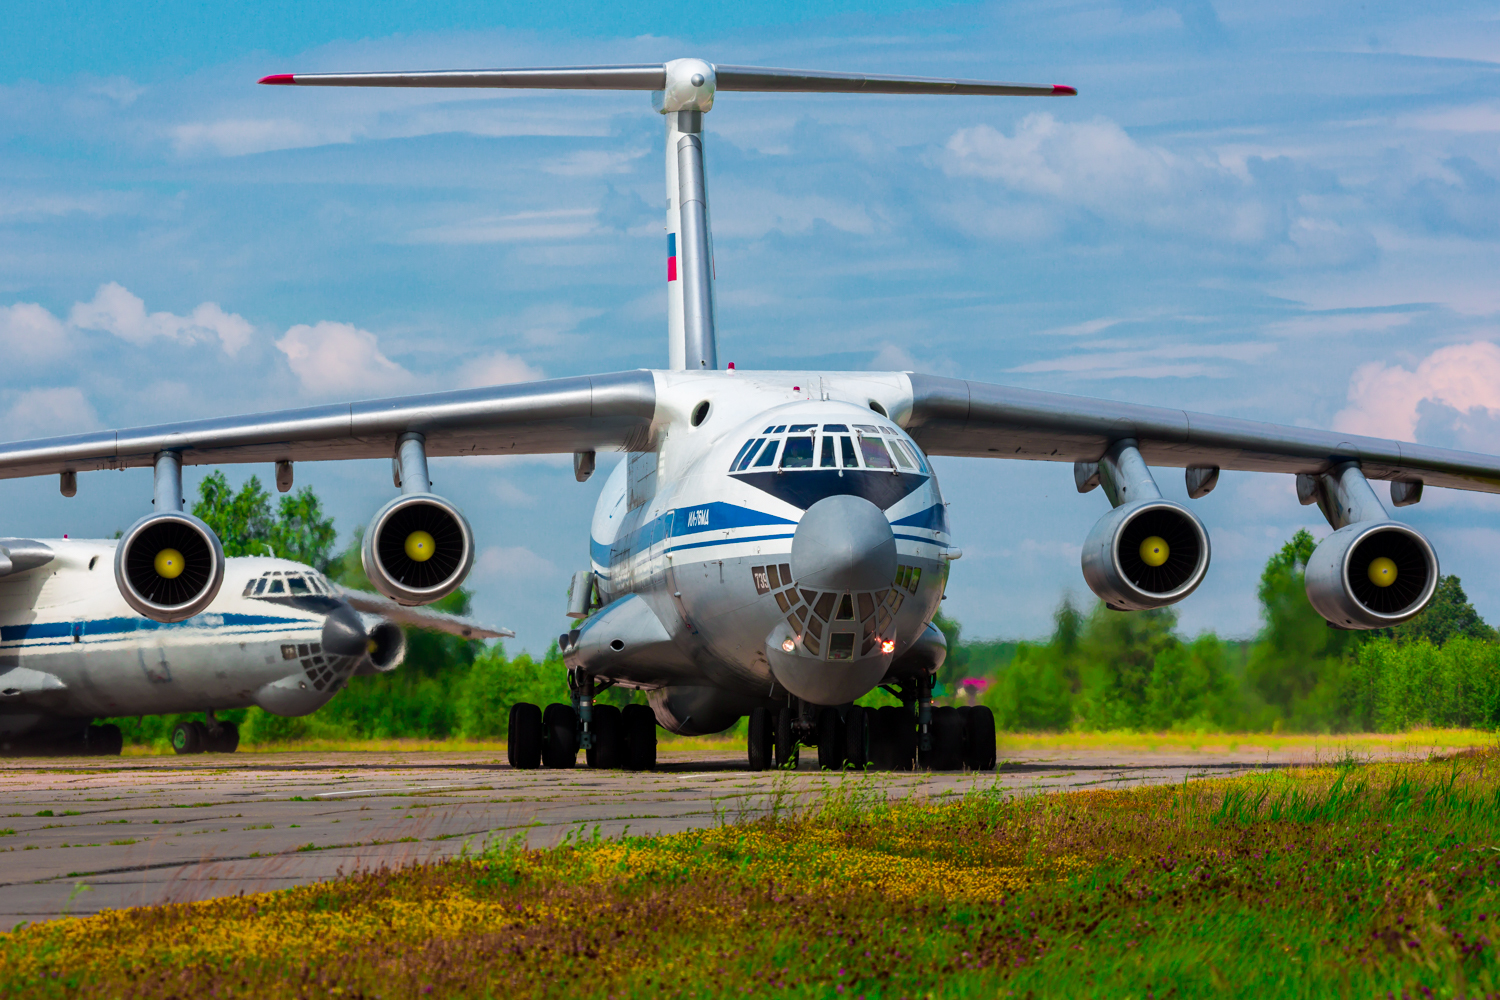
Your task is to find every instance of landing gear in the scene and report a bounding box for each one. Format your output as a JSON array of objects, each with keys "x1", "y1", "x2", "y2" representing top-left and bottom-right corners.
[
  {"x1": 171, "y1": 716, "x2": 239, "y2": 755},
  {"x1": 816, "y1": 708, "x2": 844, "y2": 770},
  {"x1": 844, "y1": 706, "x2": 868, "y2": 769},
  {"x1": 923, "y1": 706, "x2": 964, "y2": 771},
  {"x1": 508, "y1": 703, "x2": 543, "y2": 769},
  {"x1": 541, "y1": 703, "x2": 578, "y2": 769},
  {"x1": 621, "y1": 703, "x2": 657, "y2": 771},
  {"x1": 205, "y1": 721, "x2": 239, "y2": 754},
  {"x1": 774, "y1": 706, "x2": 798, "y2": 768},
  {"x1": 963, "y1": 704, "x2": 997, "y2": 771},
  {"x1": 747, "y1": 707, "x2": 773, "y2": 771},
  {"x1": 171, "y1": 720, "x2": 203, "y2": 755},
  {"x1": 587, "y1": 704, "x2": 625, "y2": 769},
  {"x1": 83, "y1": 723, "x2": 123, "y2": 757}
]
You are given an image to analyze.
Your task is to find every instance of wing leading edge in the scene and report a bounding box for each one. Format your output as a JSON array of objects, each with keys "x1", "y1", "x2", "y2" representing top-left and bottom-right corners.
[
  {"x1": 0, "y1": 371, "x2": 656, "y2": 481},
  {"x1": 904, "y1": 373, "x2": 1500, "y2": 494}
]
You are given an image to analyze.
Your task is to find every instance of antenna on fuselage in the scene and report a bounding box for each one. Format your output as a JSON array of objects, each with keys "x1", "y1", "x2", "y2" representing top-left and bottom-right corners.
[{"x1": 259, "y1": 62, "x2": 1075, "y2": 372}]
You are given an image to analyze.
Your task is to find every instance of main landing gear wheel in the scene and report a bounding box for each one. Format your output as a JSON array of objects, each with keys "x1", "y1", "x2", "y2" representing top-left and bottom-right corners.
[
  {"x1": 587, "y1": 704, "x2": 625, "y2": 769},
  {"x1": 84, "y1": 724, "x2": 123, "y2": 757},
  {"x1": 964, "y1": 705, "x2": 997, "y2": 771},
  {"x1": 171, "y1": 720, "x2": 202, "y2": 755},
  {"x1": 206, "y1": 721, "x2": 239, "y2": 754},
  {"x1": 774, "y1": 705, "x2": 798, "y2": 769},
  {"x1": 621, "y1": 703, "x2": 657, "y2": 771},
  {"x1": 816, "y1": 708, "x2": 844, "y2": 770},
  {"x1": 508, "y1": 703, "x2": 543, "y2": 769},
  {"x1": 542, "y1": 702, "x2": 577, "y2": 769},
  {"x1": 921, "y1": 706, "x2": 964, "y2": 771},
  {"x1": 747, "y1": 707, "x2": 773, "y2": 771},
  {"x1": 844, "y1": 706, "x2": 868, "y2": 769},
  {"x1": 870, "y1": 706, "x2": 915, "y2": 771}
]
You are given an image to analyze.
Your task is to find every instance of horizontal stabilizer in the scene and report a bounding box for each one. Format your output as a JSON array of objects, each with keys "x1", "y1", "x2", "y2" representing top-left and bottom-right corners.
[
  {"x1": 259, "y1": 64, "x2": 1075, "y2": 97},
  {"x1": 340, "y1": 589, "x2": 513, "y2": 639}
]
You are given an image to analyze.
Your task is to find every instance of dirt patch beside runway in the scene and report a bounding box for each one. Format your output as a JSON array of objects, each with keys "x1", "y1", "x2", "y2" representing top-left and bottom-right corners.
[{"x1": 0, "y1": 741, "x2": 1440, "y2": 929}]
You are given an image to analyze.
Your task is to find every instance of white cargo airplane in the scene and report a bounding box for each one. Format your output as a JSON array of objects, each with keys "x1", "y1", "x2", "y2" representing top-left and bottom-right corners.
[
  {"x1": 0, "y1": 60, "x2": 1494, "y2": 772},
  {"x1": 0, "y1": 537, "x2": 508, "y2": 755}
]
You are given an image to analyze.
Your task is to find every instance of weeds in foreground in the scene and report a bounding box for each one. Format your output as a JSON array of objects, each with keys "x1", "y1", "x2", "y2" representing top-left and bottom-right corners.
[{"x1": 4, "y1": 755, "x2": 1500, "y2": 997}]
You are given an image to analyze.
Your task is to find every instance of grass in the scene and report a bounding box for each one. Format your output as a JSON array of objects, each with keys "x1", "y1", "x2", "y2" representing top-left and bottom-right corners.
[{"x1": 6, "y1": 751, "x2": 1500, "y2": 997}]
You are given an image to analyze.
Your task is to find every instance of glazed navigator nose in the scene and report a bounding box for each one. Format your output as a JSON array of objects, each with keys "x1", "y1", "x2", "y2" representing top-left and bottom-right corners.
[{"x1": 791, "y1": 495, "x2": 897, "y2": 592}]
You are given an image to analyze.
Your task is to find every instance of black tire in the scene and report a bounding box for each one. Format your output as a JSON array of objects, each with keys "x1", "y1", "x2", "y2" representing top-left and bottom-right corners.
[
  {"x1": 964, "y1": 705, "x2": 997, "y2": 771},
  {"x1": 874, "y1": 706, "x2": 914, "y2": 771},
  {"x1": 844, "y1": 706, "x2": 868, "y2": 769},
  {"x1": 85, "y1": 724, "x2": 123, "y2": 756},
  {"x1": 508, "y1": 703, "x2": 543, "y2": 769},
  {"x1": 171, "y1": 720, "x2": 201, "y2": 755},
  {"x1": 923, "y1": 707, "x2": 964, "y2": 770},
  {"x1": 816, "y1": 708, "x2": 844, "y2": 770},
  {"x1": 212, "y1": 721, "x2": 240, "y2": 754},
  {"x1": 622, "y1": 703, "x2": 657, "y2": 771},
  {"x1": 587, "y1": 705, "x2": 625, "y2": 769},
  {"x1": 541, "y1": 703, "x2": 577, "y2": 769},
  {"x1": 774, "y1": 705, "x2": 798, "y2": 769},
  {"x1": 747, "y1": 707, "x2": 773, "y2": 771}
]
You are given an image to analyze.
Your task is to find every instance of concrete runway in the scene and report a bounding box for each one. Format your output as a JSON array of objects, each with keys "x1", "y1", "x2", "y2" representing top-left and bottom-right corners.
[{"x1": 0, "y1": 743, "x2": 1396, "y2": 929}]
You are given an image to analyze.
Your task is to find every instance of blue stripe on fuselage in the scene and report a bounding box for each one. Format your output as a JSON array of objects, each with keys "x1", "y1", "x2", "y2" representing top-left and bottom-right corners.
[{"x1": 0, "y1": 612, "x2": 310, "y2": 645}]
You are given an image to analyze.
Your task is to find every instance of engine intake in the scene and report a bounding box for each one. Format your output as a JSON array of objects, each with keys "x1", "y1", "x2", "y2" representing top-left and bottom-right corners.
[
  {"x1": 361, "y1": 493, "x2": 474, "y2": 606},
  {"x1": 1081, "y1": 500, "x2": 1211, "y2": 610},
  {"x1": 114, "y1": 512, "x2": 227, "y2": 622},
  {"x1": 1305, "y1": 521, "x2": 1438, "y2": 628},
  {"x1": 364, "y1": 621, "x2": 407, "y2": 673}
]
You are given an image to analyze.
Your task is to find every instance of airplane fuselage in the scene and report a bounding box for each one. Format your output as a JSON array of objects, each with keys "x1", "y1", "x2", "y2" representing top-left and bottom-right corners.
[
  {"x1": 573, "y1": 371, "x2": 952, "y2": 734},
  {"x1": 0, "y1": 541, "x2": 368, "y2": 744}
]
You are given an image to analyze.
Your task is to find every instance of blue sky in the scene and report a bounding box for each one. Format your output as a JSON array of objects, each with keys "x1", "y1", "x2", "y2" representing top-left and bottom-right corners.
[{"x1": 2, "y1": 0, "x2": 1499, "y2": 655}]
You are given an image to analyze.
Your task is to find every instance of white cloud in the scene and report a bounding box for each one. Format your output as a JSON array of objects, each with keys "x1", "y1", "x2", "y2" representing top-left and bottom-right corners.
[
  {"x1": 407, "y1": 209, "x2": 597, "y2": 245},
  {"x1": 1335, "y1": 341, "x2": 1500, "y2": 441},
  {"x1": 0, "y1": 302, "x2": 69, "y2": 361},
  {"x1": 458, "y1": 351, "x2": 544, "y2": 389},
  {"x1": 275, "y1": 321, "x2": 409, "y2": 397},
  {"x1": 68, "y1": 283, "x2": 254, "y2": 355},
  {"x1": 474, "y1": 544, "x2": 558, "y2": 579},
  {"x1": 170, "y1": 119, "x2": 362, "y2": 157},
  {"x1": 3, "y1": 387, "x2": 101, "y2": 439}
]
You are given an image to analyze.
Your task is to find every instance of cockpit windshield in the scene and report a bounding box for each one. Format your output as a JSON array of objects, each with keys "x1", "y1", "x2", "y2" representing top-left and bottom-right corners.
[
  {"x1": 243, "y1": 569, "x2": 336, "y2": 600},
  {"x1": 729, "y1": 421, "x2": 929, "y2": 475}
]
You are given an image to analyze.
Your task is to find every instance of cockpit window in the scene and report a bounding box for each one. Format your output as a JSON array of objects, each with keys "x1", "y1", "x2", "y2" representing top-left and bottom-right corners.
[
  {"x1": 730, "y1": 438, "x2": 757, "y2": 470},
  {"x1": 860, "y1": 437, "x2": 894, "y2": 469},
  {"x1": 772, "y1": 425, "x2": 787, "y2": 433},
  {"x1": 819, "y1": 436, "x2": 837, "y2": 467},
  {"x1": 854, "y1": 424, "x2": 880, "y2": 433},
  {"x1": 889, "y1": 440, "x2": 915, "y2": 470},
  {"x1": 733, "y1": 438, "x2": 767, "y2": 471},
  {"x1": 267, "y1": 578, "x2": 285, "y2": 595},
  {"x1": 752, "y1": 439, "x2": 781, "y2": 468},
  {"x1": 839, "y1": 435, "x2": 859, "y2": 469},
  {"x1": 823, "y1": 423, "x2": 848, "y2": 432},
  {"x1": 287, "y1": 576, "x2": 310, "y2": 595},
  {"x1": 788, "y1": 423, "x2": 816, "y2": 433},
  {"x1": 780, "y1": 437, "x2": 814, "y2": 469},
  {"x1": 254, "y1": 578, "x2": 268, "y2": 595}
]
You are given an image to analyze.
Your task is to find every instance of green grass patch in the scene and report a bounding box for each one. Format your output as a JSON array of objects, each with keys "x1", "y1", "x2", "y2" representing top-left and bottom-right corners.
[{"x1": 5, "y1": 754, "x2": 1500, "y2": 997}]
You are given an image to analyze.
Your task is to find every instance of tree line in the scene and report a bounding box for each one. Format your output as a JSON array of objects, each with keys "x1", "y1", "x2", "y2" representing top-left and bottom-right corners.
[{"x1": 108, "y1": 476, "x2": 1500, "y2": 746}]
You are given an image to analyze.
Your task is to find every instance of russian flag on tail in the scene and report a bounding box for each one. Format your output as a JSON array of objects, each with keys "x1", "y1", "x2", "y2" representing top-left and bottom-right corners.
[{"x1": 667, "y1": 233, "x2": 677, "y2": 282}]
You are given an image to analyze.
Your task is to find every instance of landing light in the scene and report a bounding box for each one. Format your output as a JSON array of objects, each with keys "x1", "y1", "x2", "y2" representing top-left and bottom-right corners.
[
  {"x1": 881, "y1": 638, "x2": 896, "y2": 654},
  {"x1": 154, "y1": 548, "x2": 185, "y2": 579},
  {"x1": 1368, "y1": 556, "x2": 1398, "y2": 587},
  {"x1": 405, "y1": 530, "x2": 436, "y2": 562},
  {"x1": 782, "y1": 638, "x2": 796, "y2": 652}
]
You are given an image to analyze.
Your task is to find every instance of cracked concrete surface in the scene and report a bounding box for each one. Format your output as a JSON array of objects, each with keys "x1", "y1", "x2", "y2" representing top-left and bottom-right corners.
[{"x1": 0, "y1": 743, "x2": 1413, "y2": 929}]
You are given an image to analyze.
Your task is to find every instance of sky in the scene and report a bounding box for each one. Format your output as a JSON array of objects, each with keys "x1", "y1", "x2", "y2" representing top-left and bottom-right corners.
[{"x1": 2, "y1": 0, "x2": 1499, "y2": 655}]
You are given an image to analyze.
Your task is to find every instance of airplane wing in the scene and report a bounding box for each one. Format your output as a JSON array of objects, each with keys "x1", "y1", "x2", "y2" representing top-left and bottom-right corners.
[
  {"x1": 903, "y1": 374, "x2": 1500, "y2": 494},
  {"x1": 341, "y1": 589, "x2": 514, "y2": 639},
  {"x1": 0, "y1": 371, "x2": 655, "y2": 479}
]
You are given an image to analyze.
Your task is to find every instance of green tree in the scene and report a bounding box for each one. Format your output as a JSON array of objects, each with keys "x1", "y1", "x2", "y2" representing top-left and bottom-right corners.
[
  {"x1": 1388, "y1": 576, "x2": 1496, "y2": 646},
  {"x1": 270, "y1": 487, "x2": 339, "y2": 572},
  {"x1": 193, "y1": 471, "x2": 273, "y2": 556}
]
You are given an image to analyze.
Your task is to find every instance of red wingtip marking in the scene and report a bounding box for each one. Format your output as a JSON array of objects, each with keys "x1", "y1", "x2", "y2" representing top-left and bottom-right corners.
[
  {"x1": 1053, "y1": 84, "x2": 1077, "y2": 96},
  {"x1": 259, "y1": 74, "x2": 295, "y2": 85}
]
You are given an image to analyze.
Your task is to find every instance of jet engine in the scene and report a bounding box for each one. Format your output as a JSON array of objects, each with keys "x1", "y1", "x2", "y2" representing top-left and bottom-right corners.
[
  {"x1": 1081, "y1": 499, "x2": 1211, "y2": 610},
  {"x1": 1305, "y1": 521, "x2": 1438, "y2": 629},
  {"x1": 114, "y1": 512, "x2": 227, "y2": 622},
  {"x1": 361, "y1": 493, "x2": 475, "y2": 606},
  {"x1": 356, "y1": 620, "x2": 408, "y2": 674},
  {"x1": 1077, "y1": 440, "x2": 1211, "y2": 611}
]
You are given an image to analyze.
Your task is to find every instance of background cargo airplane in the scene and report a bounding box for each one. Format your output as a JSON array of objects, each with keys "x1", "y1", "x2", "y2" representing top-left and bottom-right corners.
[
  {"x1": 0, "y1": 59, "x2": 1496, "y2": 771},
  {"x1": 0, "y1": 537, "x2": 508, "y2": 755}
]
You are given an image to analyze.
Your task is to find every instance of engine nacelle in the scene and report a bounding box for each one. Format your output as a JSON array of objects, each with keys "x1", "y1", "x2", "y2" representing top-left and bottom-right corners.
[
  {"x1": 1305, "y1": 521, "x2": 1438, "y2": 628},
  {"x1": 361, "y1": 493, "x2": 474, "y2": 606},
  {"x1": 355, "y1": 621, "x2": 408, "y2": 675},
  {"x1": 1081, "y1": 499, "x2": 1211, "y2": 610},
  {"x1": 114, "y1": 512, "x2": 227, "y2": 622}
]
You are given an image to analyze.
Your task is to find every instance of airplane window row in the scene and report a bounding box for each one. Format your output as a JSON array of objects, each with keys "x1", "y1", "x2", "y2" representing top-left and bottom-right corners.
[
  {"x1": 729, "y1": 425, "x2": 927, "y2": 474},
  {"x1": 244, "y1": 570, "x2": 336, "y2": 599}
]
